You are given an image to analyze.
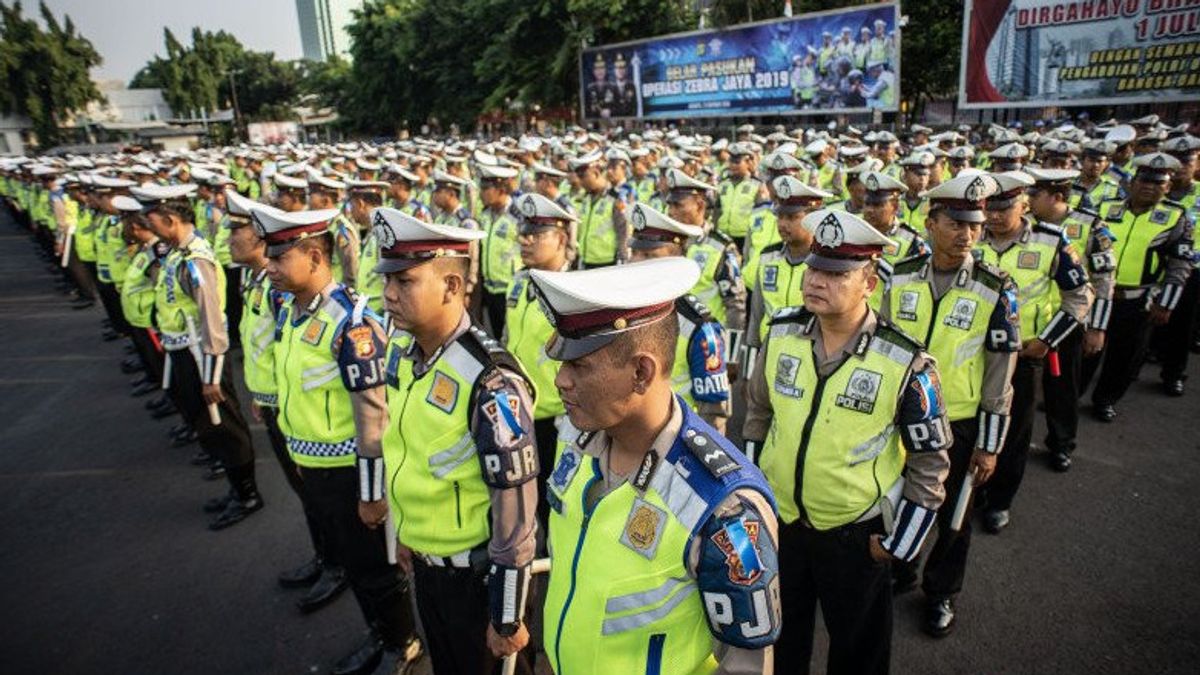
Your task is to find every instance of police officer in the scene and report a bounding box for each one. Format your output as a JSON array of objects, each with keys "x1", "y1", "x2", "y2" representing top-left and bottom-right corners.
[
  {"x1": 134, "y1": 183, "x2": 261, "y2": 530},
  {"x1": 344, "y1": 179, "x2": 394, "y2": 315},
  {"x1": 273, "y1": 173, "x2": 308, "y2": 212},
  {"x1": 382, "y1": 164, "x2": 428, "y2": 215},
  {"x1": 665, "y1": 168, "x2": 747, "y2": 364},
  {"x1": 883, "y1": 173, "x2": 1020, "y2": 637},
  {"x1": 224, "y1": 190, "x2": 347, "y2": 612},
  {"x1": 1152, "y1": 136, "x2": 1200, "y2": 395},
  {"x1": 897, "y1": 152, "x2": 934, "y2": 234},
  {"x1": 308, "y1": 173, "x2": 360, "y2": 288},
  {"x1": 743, "y1": 209, "x2": 950, "y2": 675},
  {"x1": 93, "y1": 175, "x2": 138, "y2": 342},
  {"x1": 371, "y1": 207, "x2": 538, "y2": 675},
  {"x1": 571, "y1": 150, "x2": 630, "y2": 269},
  {"x1": 715, "y1": 143, "x2": 765, "y2": 251},
  {"x1": 976, "y1": 171, "x2": 1092, "y2": 532},
  {"x1": 1083, "y1": 153, "x2": 1194, "y2": 420},
  {"x1": 530, "y1": 256, "x2": 780, "y2": 675},
  {"x1": 859, "y1": 170, "x2": 930, "y2": 308},
  {"x1": 115, "y1": 195, "x2": 168, "y2": 397},
  {"x1": 477, "y1": 163, "x2": 522, "y2": 335},
  {"x1": 251, "y1": 205, "x2": 419, "y2": 675},
  {"x1": 743, "y1": 150, "x2": 808, "y2": 289},
  {"x1": 1073, "y1": 140, "x2": 1125, "y2": 211},
  {"x1": 746, "y1": 176, "x2": 829, "y2": 356},
  {"x1": 504, "y1": 193, "x2": 575, "y2": 531},
  {"x1": 625, "y1": 202, "x2": 733, "y2": 433},
  {"x1": 1025, "y1": 167, "x2": 1116, "y2": 471}
]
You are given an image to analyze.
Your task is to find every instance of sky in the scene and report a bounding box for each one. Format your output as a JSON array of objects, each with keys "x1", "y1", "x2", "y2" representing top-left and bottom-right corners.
[{"x1": 37, "y1": 0, "x2": 305, "y2": 84}]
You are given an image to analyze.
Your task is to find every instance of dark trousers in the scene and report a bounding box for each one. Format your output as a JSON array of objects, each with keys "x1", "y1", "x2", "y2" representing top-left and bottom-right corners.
[
  {"x1": 95, "y1": 281, "x2": 129, "y2": 333},
  {"x1": 413, "y1": 559, "x2": 532, "y2": 675},
  {"x1": 224, "y1": 267, "x2": 244, "y2": 347},
  {"x1": 776, "y1": 516, "x2": 892, "y2": 675},
  {"x1": 1154, "y1": 270, "x2": 1200, "y2": 381},
  {"x1": 66, "y1": 248, "x2": 97, "y2": 300},
  {"x1": 533, "y1": 416, "x2": 559, "y2": 544},
  {"x1": 985, "y1": 357, "x2": 1037, "y2": 512},
  {"x1": 167, "y1": 350, "x2": 256, "y2": 498},
  {"x1": 483, "y1": 291, "x2": 506, "y2": 339},
  {"x1": 298, "y1": 466, "x2": 415, "y2": 648},
  {"x1": 1083, "y1": 298, "x2": 1153, "y2": 407},
  {"x1": 261, "y1": 406, "x2": 326, "y2": 560},
  {"x1": 1043, "y1": 329, "x2": 1083, "y2": 455},
  {"x1": 896, "y1": 419, "x2": 978, "y2": 600},
  {"x1": 129, "y1": 327, "x2": 164, "y2": 384}
]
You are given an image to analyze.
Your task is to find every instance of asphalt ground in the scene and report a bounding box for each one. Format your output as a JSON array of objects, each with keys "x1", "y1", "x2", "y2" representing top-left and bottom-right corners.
[{"x1": 1, "y1": 205, "x2": 1198, "y2": 675}]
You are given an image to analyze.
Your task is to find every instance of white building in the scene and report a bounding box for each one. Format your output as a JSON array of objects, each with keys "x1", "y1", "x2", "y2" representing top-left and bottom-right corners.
[
  {"x1": 295, "y1": 0, "x2": 363, "y2": 62},
  {"x1": 85, "y1": 81, "x2": 174, "y2": 125},
  {"x1": 0, "y1": 114, "x2": 31, "y2": 156}
]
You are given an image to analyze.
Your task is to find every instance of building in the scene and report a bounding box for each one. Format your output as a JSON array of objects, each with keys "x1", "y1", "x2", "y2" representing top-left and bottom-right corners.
[
  {"x1": 295, "y1": 0, "x2": 363, "y2": 62},
  {"x1": 85, "y1": 81, "x2": 174, "y2": 125},
  {"x1": 0, "y1": 114, "x2": 31, "y2": 156}
]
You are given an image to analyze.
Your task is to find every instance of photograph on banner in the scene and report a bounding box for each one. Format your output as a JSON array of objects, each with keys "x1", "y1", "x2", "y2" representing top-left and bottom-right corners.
[
  {"x1": 960, "y1": 0, "x2": 1200, "y2": 109},
  {"x1": 247, "y1": 121, "x2": 301, "y2": 145},
  {"x1": 580, "y1": 2, "x2": 900, "y2": 120}
]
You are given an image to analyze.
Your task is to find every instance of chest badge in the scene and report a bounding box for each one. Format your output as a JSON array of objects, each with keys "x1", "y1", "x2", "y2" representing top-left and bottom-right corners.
[
  {"x1": 774, "y1": 353, "x2": 803, "y2": 398},
  {"x1": 944, "y1": 297, "x2": 979, "y2": 330},
  {"x1": 1016, "y1": 250, "x2": 1041, "y2": 269},
  {"x1": 835, "y1": 368, "x2": 882, "y2": 414},
  {"x1": 762, "y1": 265, "x2": 779, "y2": 291},
  {"x1": 301, "y1": 318, "x2": 327, "y2": 345},
  {"x1": 426, "y1": 370, "x2": 459, "y2": 414},
  {"x1": 621, "y1": 498, "x2": 668, "y2": 560},
  {"x1": 897, "y1": 290, "x2": 920, "y2": 321}
]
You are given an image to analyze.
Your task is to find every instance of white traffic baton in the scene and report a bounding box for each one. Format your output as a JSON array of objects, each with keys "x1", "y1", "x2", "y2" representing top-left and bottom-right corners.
[{"x1": 500, "y1": 558, "x2": 552, "y2": 675}]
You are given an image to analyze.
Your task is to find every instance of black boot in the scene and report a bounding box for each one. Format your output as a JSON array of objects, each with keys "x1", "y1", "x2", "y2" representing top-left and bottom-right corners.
[
  {"x1": 331, "y1": 631, "x2": 384, "y2": 675},
  {"x1": 208, "y1": 493, "x2": 262, "y2": 530},
  {"x1": 297, "y1": 566, "x2": 349, "y2": 613},
  {"x1": 278, "y1": 557, "x2": 323, "y2": 588},
  {"x1": 367, "y1": 637, "x2": 424, "y2": 675}
]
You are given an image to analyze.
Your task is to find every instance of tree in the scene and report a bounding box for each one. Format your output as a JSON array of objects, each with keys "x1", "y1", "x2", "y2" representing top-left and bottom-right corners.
[
  {"x1": 131, "y1": 29, "x2": 303, "y2": 123},
  {"x1": 898, "y1": 1, "x2": 962, "y2": 119},
  {"x1": 0, "y1": 1, "x2": 102, "y2": 149}
]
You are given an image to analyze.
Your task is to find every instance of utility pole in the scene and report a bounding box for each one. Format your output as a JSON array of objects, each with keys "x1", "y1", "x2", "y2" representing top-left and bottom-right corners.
[{"x1": 228, "y1": 69, "x2": 243, "y2": 141}]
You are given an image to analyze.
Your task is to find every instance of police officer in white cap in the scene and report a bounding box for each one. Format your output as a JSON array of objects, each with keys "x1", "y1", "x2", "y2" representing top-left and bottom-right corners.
[
  {"x1": 503, "y1": 192, "x2": 575, "y2": 533},
  {"x1": 273, "y1": 173, "x2": 308, "y2": 212},
  {"x1": 1025, "y1": 167, "x2": 1116, "y2": 471},
  {"x1": 531, "y1": 257, "x2": 780, "y2": 675},
  {"x1": 665, "y1": 168, "x2": 748, "y2": 364},
  {"x1": 746, "y1": 175, "x2": 829, "y2": 353},
  {"x1": 882, "y1": 173, "x2": 1020, "y2": 637},
  {"x1": 307, "y1": 173, "x2": 361, "y2": 287},
  {"x1": 859, "y1": 170, "x2": 929, "y2": 308},
  {"x1": 477, "y1": 163, "x2": 523, "y2": 334},
  {"x1": 135, "y1": 183, "x2": 262, "y2": 529},
  {"x1": 715, "y1": 142, "x2": 765, "y2": 250},
  {"x1": 1073, "y1": 140, "x2": 1126, "y2": 210},
  {"x1": 1082, "y1": 153, "x2": 1193, "y2": 417},
  {"x1": 743, "y1": 208, "x2": 951, "y2": 675},
  {"x1": 897, "y1": 151, "x2": 935, "y2": 233},
  {"x1": 254, "y1": 204, "x2": 421, "y2": 675},
  {"x1": 977, "y1": 170, "x2": 1092, "y2": 533},
  {"x1": 626, "y1": 202, "x2": 733, "y2": 433},
  {"x1": 372, "y1": 207, "x2": 539, "y2": 674}
]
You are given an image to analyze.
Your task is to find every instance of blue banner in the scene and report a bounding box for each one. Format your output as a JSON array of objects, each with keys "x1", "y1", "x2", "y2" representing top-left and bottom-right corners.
[{"x1": 580, "y1": 2, "x2": 900, "y2": 120}]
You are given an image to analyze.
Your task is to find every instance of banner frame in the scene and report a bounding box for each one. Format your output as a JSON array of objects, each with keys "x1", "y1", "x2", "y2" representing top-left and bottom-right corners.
[
  {"x1": 578, "y1": 1, "x2": 902, "y2": 121},
  {"x1": 957, "y1": 0, "x2": 1200, "y2": 110}
]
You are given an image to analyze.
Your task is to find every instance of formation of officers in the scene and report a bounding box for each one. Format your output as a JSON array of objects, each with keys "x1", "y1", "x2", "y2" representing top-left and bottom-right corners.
[{"x1": 1, "y1": 110, "x2": 1197, "y2": 675}]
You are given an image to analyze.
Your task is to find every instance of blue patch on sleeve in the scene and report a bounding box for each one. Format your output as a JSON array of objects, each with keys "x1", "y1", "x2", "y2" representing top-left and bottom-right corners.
[
  {"x1": 911, "y1": 369, "x2": 944, "y2": 420},
  {"x1": 696, "y1": 500, "x2": 780, "y2": 649},
  {"x1": 493, "y1": 390, "x2": 525, "y2": 438},
  {"x1": 688, "y1": 322, "x2": 730, "y2": 403}
]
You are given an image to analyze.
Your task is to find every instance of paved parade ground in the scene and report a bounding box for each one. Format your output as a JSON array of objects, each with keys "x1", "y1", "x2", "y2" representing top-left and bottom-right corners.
[{"x1": 1, "y1": 206, "x2": 1198, "y2": 675}]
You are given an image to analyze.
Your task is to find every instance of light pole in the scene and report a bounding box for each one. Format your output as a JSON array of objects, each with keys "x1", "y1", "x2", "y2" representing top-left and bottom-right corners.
[{"x1": 228, "y1": 68, "x2": 244, "y2": 141}]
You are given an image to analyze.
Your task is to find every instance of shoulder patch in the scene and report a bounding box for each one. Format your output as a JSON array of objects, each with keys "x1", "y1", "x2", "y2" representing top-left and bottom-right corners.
[
  {"x1": 971, "y1": 259, "x2": 1008, "y2": 292},
  {"x1": 760, "y1": 241, "x2": 785, "y2": 256},
  {"x1": 1033, "y1": 221, "x2": 1065, "y2": 237},
  {"x1": 767, "y1": 306, "x2": 812, "y2": 326},
  {"x1": 684, "y1": 427, "x2": 740, "y2": 478},
  {"x1": 892, "y1": 252, "x2": 931, "y2": 276},
  {"x1": 675, "y1": 293, "x2": 712, "y2": 323},
  {"x1": 873, "y1": 319, "x2": 923, "y2": 353}
]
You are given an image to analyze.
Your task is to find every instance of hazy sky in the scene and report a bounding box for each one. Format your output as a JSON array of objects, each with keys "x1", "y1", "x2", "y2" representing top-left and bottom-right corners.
[{"x1": 37, "y1": 0, "x2": 304, "y2": 84}]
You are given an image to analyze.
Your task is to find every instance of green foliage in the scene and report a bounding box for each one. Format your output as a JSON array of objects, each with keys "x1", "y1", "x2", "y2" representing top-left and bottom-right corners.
[
  {"x1": 0, "y1": 1, "x2": 102, "y2": 148},
  {"x1": 131, "y1": 29, "x2": 303, "y2": 123},
  {"x1": 898, "y1": 1, "x2": 962, "y2": 116}
]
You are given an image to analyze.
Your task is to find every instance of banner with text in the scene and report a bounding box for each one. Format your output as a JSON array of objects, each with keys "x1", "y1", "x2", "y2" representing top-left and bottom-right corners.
[
  {"x1": 580, "y1": 2, "x2": 900, "y2": 120},
  {"x1": 960, "y1": 0, "x2": 1200, "y2": 108}
]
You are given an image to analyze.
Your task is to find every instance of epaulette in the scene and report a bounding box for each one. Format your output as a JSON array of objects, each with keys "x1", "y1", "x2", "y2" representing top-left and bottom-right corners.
[
  {"x1": 873, "y1": 318, "x2": 923, "y2": 355},
  {"x1": 892, "y1": 251, "x2": 931, "y2": 276},
  {"x1": 683, "y1": 427, "x2": 741, "y2": 478},
  {"x1": 1160, "y1": 199, "x2": 1185, "y2": 212},
  {"x1": 972, "y1": 259, "x2": 1009, "y2": 292},
  {"x1": 1072, "y1": 205, "x2": 1100, "y2": 219},
  {"x1": 708, "y1": 228, "x2": 735, "y2": 248},
  {"x1": 760, "y1": 241, "x2": 785, "y2": 256},
  {"x1": 459, "y1": 324, "x2": 533, "y2": 398},
  {"x1": 675, "y1": 294, "x2": 713, "y2": 324},
  {"x1": 767, "y1": 305, "x2": 813, "y2": 326},
  {"x1": 1032, "y1": 220, "x2": 1065, "y2": 237}
]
